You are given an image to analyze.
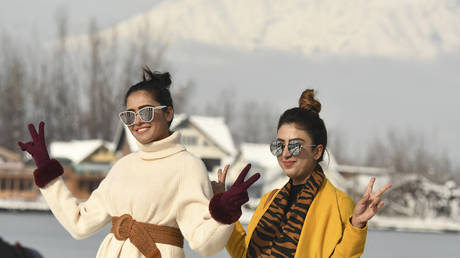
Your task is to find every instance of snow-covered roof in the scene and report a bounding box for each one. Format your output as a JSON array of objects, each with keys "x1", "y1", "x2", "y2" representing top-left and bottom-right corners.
[
  {"x1": 239, "y1": 143, "x2": 279, "y2": 169},
  {"x1": 50, "y1": 140, "x2": 112, "y2": 164},
  {"x1": 0, "y1": 146, "x2": 21, "y2": 162},
  {"x1": 337, "y1": 165, "x2": 395, "y2": 175},
  {"x1": 231, "y1": 142, "x2": 286, "y2": 192},
  {"x1": 172, "y1": 114, "x2": 237, "y2": 156},
  {"x1": 171, "y1": 113, "x2": 187, "y2": 128},
  {"x1": 318, "y1": 149, "x2": 351, "y2": 191}
]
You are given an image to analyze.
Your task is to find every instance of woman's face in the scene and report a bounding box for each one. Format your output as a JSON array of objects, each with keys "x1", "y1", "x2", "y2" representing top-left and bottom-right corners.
[
  {"x1": 125, "y1": 90, "x2": 173, "y2": 144},
  {"x1": 276, "y1": 123, "x2": 323, "y2": 185}
]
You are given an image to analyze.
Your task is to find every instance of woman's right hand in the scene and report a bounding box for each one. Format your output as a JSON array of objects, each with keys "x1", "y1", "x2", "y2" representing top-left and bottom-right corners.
[
  {"x1": 211, "y1": 164, "x2": 229, "y2": 195},
  {"x1": 17, "y1": 121, "x2": 63, "y2": 188},
  {"x1": 17, "y1": 121, "x2": 51, "y2": 168}
]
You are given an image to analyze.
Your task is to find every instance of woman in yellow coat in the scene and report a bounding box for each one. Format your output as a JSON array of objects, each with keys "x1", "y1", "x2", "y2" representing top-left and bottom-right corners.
[{"x1": 214, "y1": 89, "x2": 391, "y2": 258}]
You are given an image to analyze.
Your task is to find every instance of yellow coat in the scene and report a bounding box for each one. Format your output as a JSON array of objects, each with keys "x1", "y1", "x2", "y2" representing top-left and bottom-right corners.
[{"x1": 226, "y1": 178, "x2": 367, "y2": 258}]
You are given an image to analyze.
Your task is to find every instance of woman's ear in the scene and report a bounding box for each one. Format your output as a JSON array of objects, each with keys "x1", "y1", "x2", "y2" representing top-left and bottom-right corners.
[
  {"x1": 313, "y1": 144, "x2": 324, "y2": 161},
  {"x1": 165, "y1": 107, "x2": 174, "y2": 123}
]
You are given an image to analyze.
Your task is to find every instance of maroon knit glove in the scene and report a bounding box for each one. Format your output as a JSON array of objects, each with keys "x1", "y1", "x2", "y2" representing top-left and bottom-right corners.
[
  {"x1": 17, "y1": 122, "x2": 63, "y2": 188},
  {"x1": 209, "y1": 164, "x2": 260, "y2": 224}
]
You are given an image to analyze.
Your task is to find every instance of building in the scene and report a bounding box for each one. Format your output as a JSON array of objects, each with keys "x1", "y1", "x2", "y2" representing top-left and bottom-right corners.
[
  {"x1": 49, "y1": 140, "x2": 117, "y2": 199},
  {"x1": 0, "y1": 146, "x2": 36, "y2": 200},
  {"x1": 336, "y1": 164, "x2": 394, "y2": 199},
  {"x1": 114, "y1": 114, "x2": 237, "y2": 173},
  {"x1": 0, "y1": 139, "x2": 118, "y2": 205}
]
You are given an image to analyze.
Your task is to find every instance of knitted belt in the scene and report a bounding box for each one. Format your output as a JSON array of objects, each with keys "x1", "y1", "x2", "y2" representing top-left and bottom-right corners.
[{"x1": 110, "y1": 214, "x2": 184, "y2": 258}]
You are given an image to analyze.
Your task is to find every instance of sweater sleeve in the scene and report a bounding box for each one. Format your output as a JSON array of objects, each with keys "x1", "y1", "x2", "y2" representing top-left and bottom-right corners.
[
  {"x1": 39, "y1": 174, "x2": 111, "y2": 240},
  {"x1": 175, "y1": 155, "x2": 233, "y2": 256},
  {"x1": 331, "y1": 194, "x2": 368, "y2": 258}
]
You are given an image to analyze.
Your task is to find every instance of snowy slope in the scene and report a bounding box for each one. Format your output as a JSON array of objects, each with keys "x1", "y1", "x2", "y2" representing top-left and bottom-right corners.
[{"x1": 105, "y1": 0, "x2": 460, "y2": 59}]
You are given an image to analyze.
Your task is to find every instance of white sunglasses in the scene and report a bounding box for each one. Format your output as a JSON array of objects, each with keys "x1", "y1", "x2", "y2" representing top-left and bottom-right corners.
[{"x1": 119, "y1": 106, "x2": 166, "y2": 126}]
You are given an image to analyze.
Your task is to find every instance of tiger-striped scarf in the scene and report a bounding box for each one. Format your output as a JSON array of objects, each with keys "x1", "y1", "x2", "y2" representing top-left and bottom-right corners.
[{"x1": 246, "y1": 168, "x2": 325, "y2": 257}]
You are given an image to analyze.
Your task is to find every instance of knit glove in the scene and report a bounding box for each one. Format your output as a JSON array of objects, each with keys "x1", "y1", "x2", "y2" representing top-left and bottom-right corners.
[
  {"x1": 17, "y1": 122, "x2": 63, "y2": 188},
  {"x1": 209, "y1": 164, "x2": 260, "y2": 224}
]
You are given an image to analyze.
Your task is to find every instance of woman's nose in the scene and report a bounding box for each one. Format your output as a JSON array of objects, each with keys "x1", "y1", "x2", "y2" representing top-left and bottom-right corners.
[
  {"x1": 281, "y1": 144, "x2": 291, "y2": 158},
  {"x1": 134, "y1": 113, "x2": 142, "y2": 125}
]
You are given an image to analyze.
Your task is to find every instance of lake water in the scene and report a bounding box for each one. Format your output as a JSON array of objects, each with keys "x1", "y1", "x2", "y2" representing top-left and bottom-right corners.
[{"x1": 1, "y1": 212, "x2": 459, "y2": 258}]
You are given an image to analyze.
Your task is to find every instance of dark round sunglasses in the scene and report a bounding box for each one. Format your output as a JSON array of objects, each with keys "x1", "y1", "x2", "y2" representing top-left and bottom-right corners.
[{"x1": 270, "y1": 139, "x2": 316, "y2": 157}]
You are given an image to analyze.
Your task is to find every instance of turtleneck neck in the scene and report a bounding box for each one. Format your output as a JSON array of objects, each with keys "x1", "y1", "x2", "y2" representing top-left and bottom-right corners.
[{"x1": 135, "y1": 131, "x2": 185, "y2": 160}]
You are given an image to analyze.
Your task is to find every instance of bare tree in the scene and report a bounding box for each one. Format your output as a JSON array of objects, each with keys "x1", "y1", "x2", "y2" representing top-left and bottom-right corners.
[
  {"x1": 82, "y1": 19, "x2": 119, "y2": 140},
  {"x1": 172, "y1": 79, "x2": 196, "y2": 114},
  {"x1": 120, "y1": 15, "x2": 169, "y2": 90},
  {"x1": 49, "y1": 8, "x2": 81, "y2": 141},
  {"x1": 328, "y1": 128, "x2": 353, "y2": 164},
  {"x1": 364, "y1": 129, "x2": 453, "y2": 183},
  {"x1": 1, "y1": 8, "x2": 171, "y2": 146},
  {"x1": 0, "y1": 35, "x2": 26, "y2": 150},
  {"x1": 233, "y1": 100, "x2": 277, "y2": 144}
]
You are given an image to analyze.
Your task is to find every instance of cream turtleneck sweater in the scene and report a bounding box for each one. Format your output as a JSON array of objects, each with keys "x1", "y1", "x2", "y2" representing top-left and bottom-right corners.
[{"x1": 40, "y1": 132, "x2": 233, "y2": 257}]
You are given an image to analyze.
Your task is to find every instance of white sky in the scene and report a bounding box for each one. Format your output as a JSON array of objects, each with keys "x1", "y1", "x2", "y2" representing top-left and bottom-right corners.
[{"x1": 1, "y1": 0, "x2": 459, "y2": 168}]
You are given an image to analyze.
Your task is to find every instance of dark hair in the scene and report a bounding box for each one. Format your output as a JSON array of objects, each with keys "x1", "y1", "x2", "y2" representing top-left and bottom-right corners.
[
  {"x1": 125, "y1": 66, "x2": 173, "y2": 107},
  {"x1": 277, "y1": 89, "x2": 327, "y2": 161},
  {"x1": 124, "y1": 66, "x2": 174, "y2": 125}
]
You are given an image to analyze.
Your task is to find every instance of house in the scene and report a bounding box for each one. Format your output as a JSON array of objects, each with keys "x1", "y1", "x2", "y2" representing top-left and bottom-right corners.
[
  {"x1": 50, "y1": 139, "x2": 116, "y2": 173},
  {"x1": 0, "y1": 146, "x2": 36, "y2": 200},
  {"x1": 336, "y1": 164, "x2": 394, "y2": 199},
  {"x1": 48, "y1": 140, "x2": 118, "y2": 199},
  {"x1": 0, "y1": 146, "x2": 23, "y2": 171},
  {"x1": 114, "y1": 114, "x2": 237, "y2": 172},
  {"x1": 0, "y1": 139, "x2": 119, "y2": 205}
]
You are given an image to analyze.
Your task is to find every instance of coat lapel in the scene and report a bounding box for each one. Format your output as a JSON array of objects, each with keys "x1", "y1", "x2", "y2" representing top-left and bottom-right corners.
[{"x1": 296, "y1": 179, "x2": 344, "y2": 257}]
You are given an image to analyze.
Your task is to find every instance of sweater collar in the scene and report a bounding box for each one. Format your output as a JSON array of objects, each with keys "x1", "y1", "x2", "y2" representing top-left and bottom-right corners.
[{"x1": 135, "y1": 131, "x2": 185, "y2": 160}]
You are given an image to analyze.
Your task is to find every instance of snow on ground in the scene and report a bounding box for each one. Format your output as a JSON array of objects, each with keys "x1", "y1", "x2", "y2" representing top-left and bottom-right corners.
[
  {"x1": 370, "y1": 216, "x2": 460, "y2": 233},
  {"x1": 0, "y1": 196, "x2": 49, "y2": 211}
]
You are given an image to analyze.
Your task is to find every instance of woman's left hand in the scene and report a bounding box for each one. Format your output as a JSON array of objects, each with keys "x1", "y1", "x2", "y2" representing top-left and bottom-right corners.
[
  {"x1": 351, "y1": 177, "x2": 392, "y2": 228},
  {"x1": 211, "y1": 164, "x2": 229, "y2": 195}
]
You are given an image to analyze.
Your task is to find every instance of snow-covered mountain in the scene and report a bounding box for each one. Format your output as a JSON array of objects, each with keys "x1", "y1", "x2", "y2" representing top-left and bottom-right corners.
[
  {"x1": 61, "y1": 0, "x2": 460, "y2": 169},
  {"x1": 107, "y1": 0, "x2": 460, "y2": 59}
]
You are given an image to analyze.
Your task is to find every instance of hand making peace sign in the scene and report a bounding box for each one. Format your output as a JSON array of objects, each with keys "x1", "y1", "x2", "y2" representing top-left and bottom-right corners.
[
  {"x1": 351, "y1": 177, "x2": 392, "y2": 228},
  {"x1": 17, "y1": 121, "x2": 51, "y2": 168}
]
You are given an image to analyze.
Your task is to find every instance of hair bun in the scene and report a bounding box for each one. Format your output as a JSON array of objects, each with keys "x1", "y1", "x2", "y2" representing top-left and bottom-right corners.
[
  {"x1": 299, "y1": 89, "x2": 321, "y2": 114},
  {"x1": 152, "y1": 72, "x2": 172, "y2": 89},
  {"x1": 142, "y1": 66, "x2": 172, "y2": 89}
]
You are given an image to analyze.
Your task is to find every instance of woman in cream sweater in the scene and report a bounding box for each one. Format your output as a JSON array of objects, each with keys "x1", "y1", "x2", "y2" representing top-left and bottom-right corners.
[{"x1": 18, "y1": 67, "x2": 259, "y2": 258}]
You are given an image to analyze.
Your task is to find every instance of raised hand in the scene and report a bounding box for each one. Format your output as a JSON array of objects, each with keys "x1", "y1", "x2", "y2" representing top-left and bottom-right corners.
[
  {"x1": 17, "y1": 121, "x2": 63, "y2": 188},
  {"x1": 17, "y1": 122, "x2": 50, "y2": 168},
  {"x1": 209, "y1": 164, "x2": 261, "y2": 224},
  {"x1": 211, "y1": 164, "x2": 229, "y2": 195},
  {"x1": 351, "y1": 177, "x2": 392, "y2": 228}
]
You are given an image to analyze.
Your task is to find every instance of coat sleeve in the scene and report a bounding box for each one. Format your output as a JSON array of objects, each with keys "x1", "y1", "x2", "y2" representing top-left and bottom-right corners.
[
  {"x1": 225, "y1": 190, "x2": 276, "y2": 258},
  {"x1": 175, "y1": 155, "x2": 233, "y2": 257},
  {"x1": 225, "y1": 221, "x2": 247, "y2": 258},
  {"x1": 330, "y1": 194, "x2": 368, "y2": 258},
  {"x1": 39, "y1": 173, "x2": 112, "y2": 240}
]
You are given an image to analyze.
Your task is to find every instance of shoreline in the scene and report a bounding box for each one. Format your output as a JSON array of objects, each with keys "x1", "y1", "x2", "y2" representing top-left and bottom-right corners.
[{"x1": 2, "y1": 200, "x2": 460, "y2": 234}]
